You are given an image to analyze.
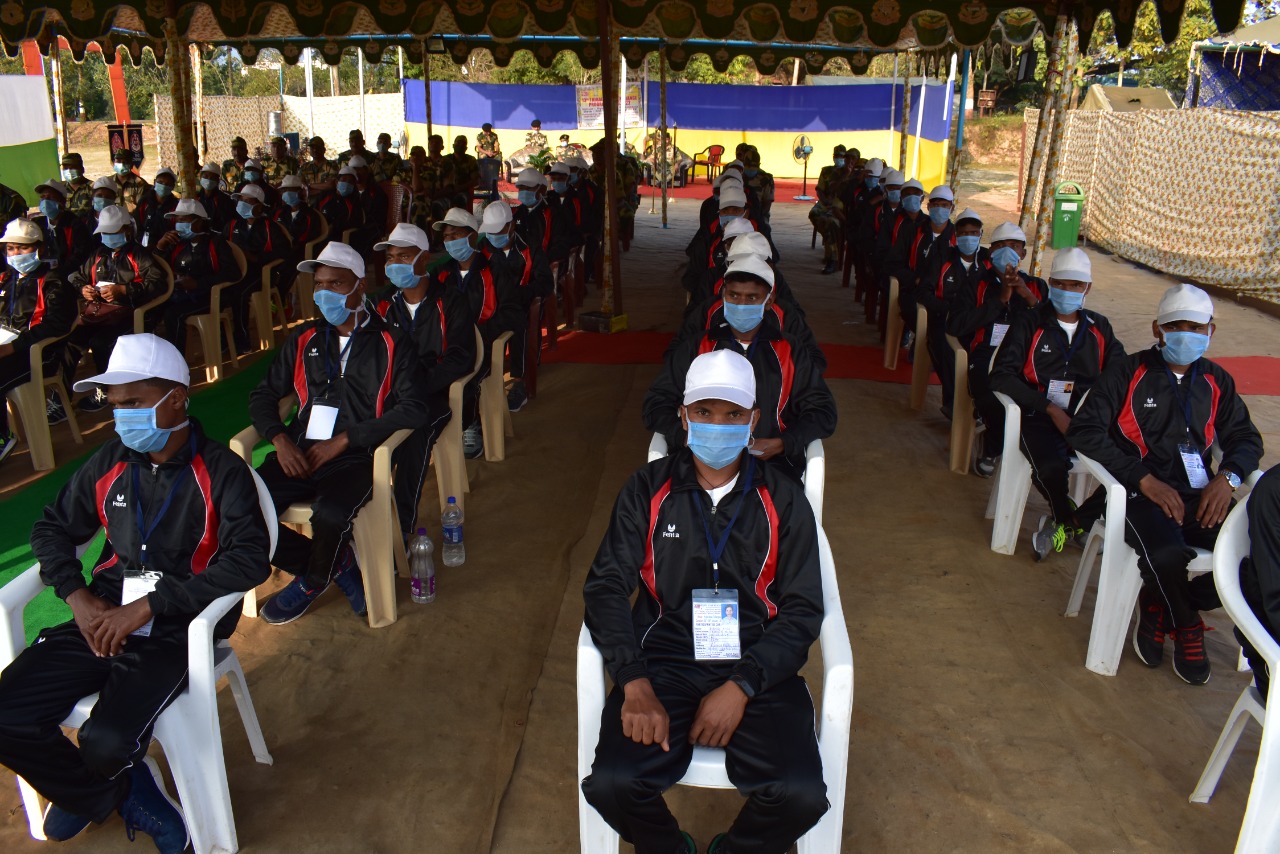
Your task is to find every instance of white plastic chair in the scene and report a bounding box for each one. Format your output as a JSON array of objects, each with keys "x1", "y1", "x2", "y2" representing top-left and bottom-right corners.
[
  {"x1": 645, "y1": 434, "x2": 826, "y2": 525},
  {"x1": 0, "y1": 468, "x2": 278, "y2": 854},
  {"x1": 946, "y1": 334, "x2": 983, "y2": 475},
  {"x1": 908, "y1": 305, "x2": 930, "y2": 411},
  {"x1": 479, "y1": 330, "x2": 515, "y2": 462},
  {"x1": 185, "y1": 244, "x2": 248, "y2": 384},
  {"x1": 883, "y1": 276, "x2": 903, "y2": 371},
  {"x1": 576, "y1": 526, "x2": 853, "y2": 854},
  {"x1": 248, "y1": 257, "x2": 287, "y2": 352},
  {"x1": 1190, "y1": 494, "x2": 1280, "y2": 851},
  {"x1": 433, "y1": 328, "x2": 484, "y2": 512},
  {"x1": 4, "y1": 332, "x2": 83, "y2": 472}
]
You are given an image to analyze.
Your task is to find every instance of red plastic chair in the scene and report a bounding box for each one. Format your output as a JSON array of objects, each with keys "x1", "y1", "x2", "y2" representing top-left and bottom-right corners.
[{"x1": 692, "y1": 145, "x2": 725, "y2": 183}]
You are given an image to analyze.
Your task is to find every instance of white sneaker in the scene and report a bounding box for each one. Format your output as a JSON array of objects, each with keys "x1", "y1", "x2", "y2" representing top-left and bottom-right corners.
[{"x1": 463, "y1": 424, "x2": 483, "y2": 459}]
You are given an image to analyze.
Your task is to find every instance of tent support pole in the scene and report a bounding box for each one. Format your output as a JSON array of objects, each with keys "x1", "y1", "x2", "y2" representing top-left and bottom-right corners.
[
  {"x1": 597, "y1": 0, "x2": 624, "y2": 321},
  {"x1": 950, "y1": 49, "x2": 971, "y2": 189},
  {"x1": 162, "y1": 17, "x2": 198, "y2": 196},
  {"x1": 423, "y1": 41, "x2": 433, "y2": 139},
  {"x1": 1029, "y1": 20, "x2": 1080, "y2": 278},
  {"x1": 659, "y1": 42, "x2": 669, "y2": 229},
  {"x1": 898, "y1": 53, "x2": 912, "y2": 173},
  {"x1": 1018, "y1": 14, "x2": 1069, "y2": 235}
]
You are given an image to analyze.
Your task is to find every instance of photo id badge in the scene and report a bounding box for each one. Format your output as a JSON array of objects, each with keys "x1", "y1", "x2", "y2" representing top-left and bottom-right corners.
[
  {"x1": 1047, "y1": 379, "x2": 1075, "y2": 411},
  {"x1": 990, "y1": 323, "x2": 1010, "y2": 348},
  {"x1": 692, "y1": 588, "x2": 740, "y2": 661},
  {"x1": 305, "y1": 401, "x2": 340, "y2": 441},
  {"x1": 121, "y1": 569, "x2": 161, "y2": 637},
  {"x1": 1179, "y1": 442, "x2": 1210, "y2": 489}
]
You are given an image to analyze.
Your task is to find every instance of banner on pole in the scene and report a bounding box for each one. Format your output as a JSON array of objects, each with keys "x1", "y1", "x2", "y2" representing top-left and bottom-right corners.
[{"x1": 576, "y1": 83, "x2": 641, "y2": 130}]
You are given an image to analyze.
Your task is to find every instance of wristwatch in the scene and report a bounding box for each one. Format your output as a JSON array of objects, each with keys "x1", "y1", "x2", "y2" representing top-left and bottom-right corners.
[{"x1": 1222, "y1": 470, "x2": 1242, "y2": 490}]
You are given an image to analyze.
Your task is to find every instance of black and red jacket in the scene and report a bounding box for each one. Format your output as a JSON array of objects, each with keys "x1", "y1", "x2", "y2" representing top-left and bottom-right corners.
[
  {"x1": 0, "y1": 261, "x2": 76, "y2": 354},
  {"x1": 67, "y1": 242, "x2": 167, "y2": 311},
  {"x1": 514, "y1": 201, "x2": 572, "y2": 266},
  {"x1": 990, "y1": 302, "x2": 1125, "y2": 417},
  {"x1": 1067, "y1": 346, "x2": 1263, "y2": 494},
  {"x1": 34, "y1": 211, "x2": 92, "y2": 279},
  {"x1": 317, "y1": 191, "x2": 365, "y2": 238},
  {"x1": 885, "y1": 209, "x2": 926, "y2": 289},
  {"x1": 194, "y1": 188, "x2": 236, "y2": 236},
  {"x1": 643, "y1": 312, "x2": 837, "y2": 470},
  {"x1": 273, "y1": 203, "x2": 325, "y2": 250},
  {"x1": 30, "y1": 419, "x2": 272, "y2": 640},
  {"x1": 487, "y1": 235, "x2": 554, "y2": 302},
  {"x1": 675, "y1": 294, "x2": 822, "y2": 370},
  {"x1": 947, "y1": 265, "x2": 1046, "y2": 352},
  {"x1": 376, "y1": 281, "x2": 477, "y2": 401},
  {"x1": 229, "y1": 215, "x2": 291, "y2": 272},
  {"x1": 903, "y1": 219, "x2": 955, "y2": 299},
  {"x1": 435, "y1": 251, "x2": 522, "y2": 341},
  {"x1": 166, "y1": 232, "x2": 239, "y2": 293},
  {"x1": 583, "y1": 448, "x2": 822, "y2": 695},
  {"x1": 249, "y1": 312, "x2": 427, "y2": 452},
  {"x1": 133, "y1": 191, "x2": 179, "y2": 249}
]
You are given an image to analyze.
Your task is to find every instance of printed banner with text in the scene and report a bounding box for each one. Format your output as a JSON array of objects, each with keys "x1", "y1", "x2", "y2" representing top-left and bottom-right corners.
[{"x1": 575, "y1": 84, "x2": 642, "y2": 130}]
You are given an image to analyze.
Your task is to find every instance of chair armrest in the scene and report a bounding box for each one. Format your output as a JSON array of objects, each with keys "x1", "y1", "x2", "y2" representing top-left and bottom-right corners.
[
  {"x1": 25, "y1": 331, "x2": 70, "y2": 378},
  {"x1": 804, "y1": 440, "x2": 825, "y2": 525},
  {"x1": 1073, "y1": 452, "x2": 1128, "y2": 544},
  {"x1": 992, "y1": 391, "x2": 1021, "y2": 454},
  {"x1": 186, "y1": 591, "x2": 245, "y2": 701},
  {"x1": 260, "y1": 258, "x2": 283, "y2": 288},
  {"x1": 814, "y1": 529, "x2": 854, "y2": 738},
  {"x1": 373, "y1": 428, "x2": 413, "y2": 483},
  {"x1": 576, "y1": 624, "x2": 608, "y2": 781},
  {"x1": 1214, "y1": 499, "x2": 1280, "y2": 673},
  {"x1": 229, "y1": 425, "x2": 263, "y2": 463},
  {"x1": 490, "y1": 330, "x2": 513, "y2": 365},
  {"x1": 0, "y1": 566, "x2": 46, "y2": 668}
]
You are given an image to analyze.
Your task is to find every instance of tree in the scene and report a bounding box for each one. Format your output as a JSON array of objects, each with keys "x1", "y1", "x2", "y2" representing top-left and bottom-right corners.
[{"x1": 1082, "y1": 0, "x2": 1220, "y2": 96}]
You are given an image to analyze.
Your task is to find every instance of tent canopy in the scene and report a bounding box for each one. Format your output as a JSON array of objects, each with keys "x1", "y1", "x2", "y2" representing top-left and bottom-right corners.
[{"x1": 1196, "y1": 13, "x2": 1280, "y2": 52}]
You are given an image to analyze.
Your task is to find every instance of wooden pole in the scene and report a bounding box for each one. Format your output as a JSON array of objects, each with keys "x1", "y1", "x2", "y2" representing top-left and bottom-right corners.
[
  {"x1": 898, "y1": 53, "x2": 912, "y2": 173},
  {"x1": 162, "y1": 17, "x2": 198, "y2": 196},
  {"x1": 1018, "y1": 15, "x2": 1069, "y2": 235},
  {"x1": 1029, "y1": 20, "x2": 1080, "y2": 278},
  {"x1": 190, "y1": 43, "x2": 204, "y2": 159},
  {"x1": 659, "y1": 43, "x2": 669, "y2": 229},
  {"x1": 423, "y1": 42, "x2": 433, "y2": 139},
  {"x1": 49, "y1": 33, "x2": 67, "y2": 159},
  {"x1": 597, "y1": 0, "x2": 624, "y2": 320}
]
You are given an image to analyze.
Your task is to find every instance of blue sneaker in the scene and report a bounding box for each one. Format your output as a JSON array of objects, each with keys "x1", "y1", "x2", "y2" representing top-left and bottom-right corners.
[
  {"x1": 260, "y1": 576, "x2": 328, "y2": 625},
  {"x1": 119, "y1": 757, "x2": 189, "y2": 854},
  {"x1": 332, "y1": 544, "x2": 367, "y2": 618},
  {"x1": 42, "y1": 802, "x2": 90, "y2": 841}
]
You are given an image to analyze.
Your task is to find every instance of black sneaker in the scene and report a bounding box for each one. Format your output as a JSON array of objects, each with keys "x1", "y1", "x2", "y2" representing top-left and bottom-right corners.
[
  {"x1": 1172, "y1": 622, "x2": 1212, "y2": 685},
  {"x1": 820, "y1": 260, "x2": 836, "y2": 275},
  {"x1": 42, "y1": 803, "x2": 90, "y2": 841},
  {"x1": 973, "y1": 455, "x2": 996, "y2": 478},
  {"x1": 119, "y1": 757, "x2": 189, "y2": 854},
  {"x1": 77, "y1": 387, "x2": 110, "y2": 412},
  {"x1": 259, "y1": 576, "x2": 329, "y2": 625},
  {"x1": 463, "y1": 424, "x2": 484, "y2": 460},
  {"x1": 46, "y1": 395, "x2": 68, "y2": 425},
  {"x1": 1132, "y1": 586, "x2": 1167, "y2": 668},
  {"x1": 332, "y1": 544, "x2": 367, "y2": 618},
  {"x1": 507, "y1": 382, "x2": 529, "y2": 413},
  {"x1": 0, "y1": 431, "x2": 15, "y2": 466}
]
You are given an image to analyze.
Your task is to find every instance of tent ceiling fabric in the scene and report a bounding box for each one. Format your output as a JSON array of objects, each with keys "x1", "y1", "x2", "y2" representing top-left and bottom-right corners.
[{"x1": 0, "y1": 1, "x2": 1250, "y2": 63}]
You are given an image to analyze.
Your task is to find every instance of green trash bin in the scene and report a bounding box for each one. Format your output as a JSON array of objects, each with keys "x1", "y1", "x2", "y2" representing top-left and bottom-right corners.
[{"x1": 1051, "y1": 181, "x2": 1085, "y2": 249}]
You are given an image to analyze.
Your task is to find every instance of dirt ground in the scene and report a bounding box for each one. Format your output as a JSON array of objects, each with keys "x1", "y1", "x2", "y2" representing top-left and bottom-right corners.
[{"x1": 2, "y1": 172, "x2": 1278, "y2": 853}]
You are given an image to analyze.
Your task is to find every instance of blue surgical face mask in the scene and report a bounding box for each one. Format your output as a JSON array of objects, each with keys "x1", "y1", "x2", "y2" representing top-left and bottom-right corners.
[
  {"x1": 718, "y1": 214, "x2": 739, "y2": 230},
  {"x1": 200, "y1": 177, "x2": 217, "y2": 193},
  {"x1": 93, "y1": 196, "x2": 110, "y2": 212},
  {"x1": 8, "y1": 251, "x2": 40, "y2": 275},
  {"x1": 723, "y1": 301, "x2": 767, "y2": 334},
  {"x1": 337, "y1": 180, "x2": 355, "y2": 197},
  {"x1": 385, "y1": 263, "x2": 420, "y2": 289},
  {"x1": 175, "y1": 221, "x2": 195, "y2": 239},
  {"x1": 956, "y1": 234, "x2": 981, "y2": 257},
  {"x1": 885, "y1": 189, "x2": 901, "y2": 205},
  {"x1": 487, "y1": 231, "x2": 510, "y2": 249},
  {"x1": 569, "y1": 172, "x2": 581, "y2": 185},
  {"x1": 744, "y1": 167, "x2": 759, "y2": 178},
  {"x1": 113, "y1": 163, "x2": 128, "y2": 175},
  {"x1": 282, "y1": 190, "x2": 301, "y2": 207},
  {"x1": 551, "y1": 180, "x2": 568, "y2": 194},
  {"x1": 236, "y1": 201, "x2": 256, "y2": 220},
  {"x1": 1048, "y1": 286, "x2": 1086, "y2": 315},
  {"x1": 1161, "y1": 330, "x2": 1210, "y2": 366},
  {"x1": 101, "y1": 232, "x2": 127, "y2": 250},
  {"x1": 445, "y1": 236, "x2": 474, "y2": 263},
  {"x1": 865, "y1": 176, "x2": 879, "y2": 189},
  {"x1": 39, "y1": 199, "x2": 61, "y2": 219},
  {"x1": 834, "y1": 157, "x2": 846, "y2": 168},
  {"x1": 114, "y1": 389, "x2": 188, "y2": 454},
  {"x1": 990, "y1": 246, "x2": 1021, "y2": 272},
  {"x1": 155, "y1": 182, "x2": 173, "y2": 199},
  {"x1": 686, "y1": 420, "x2": 751, "y2": 470},
  {"x1": 244, "y1": 170, "x2": 260, "y2": 183},
  {"x1": 61, "y1": 168, "x2": 80, "y2": 182},
  {"x1": 314, "y1": 287, "x2": 355, "y2": 326},
  {"x1": 518, "y1": 189, "x2": 540, "y2": 207},
  {"x1": 929, "y1": 206, "x2": 952, "y2": 226},
  {"x1": 902, "y1": 195, "x2": 923, "y2": 214}
]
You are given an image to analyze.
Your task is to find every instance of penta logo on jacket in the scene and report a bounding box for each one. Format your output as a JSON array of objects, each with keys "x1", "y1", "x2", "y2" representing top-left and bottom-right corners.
[
  {"x1": 1144, "y1": 397, "x2": 1157, "y2": 409},
  {"x1": 112, "y1": 493, "x2": 128, "y2": 508},
  {"x1": 662, "y1": 523, "x2": 680, "y2": 539}
]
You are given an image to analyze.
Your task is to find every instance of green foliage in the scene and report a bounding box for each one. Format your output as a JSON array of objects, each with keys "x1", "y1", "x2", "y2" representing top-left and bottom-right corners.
[{"x1": 1083, "y1": 0, "x2": 1220, "y2": 97}]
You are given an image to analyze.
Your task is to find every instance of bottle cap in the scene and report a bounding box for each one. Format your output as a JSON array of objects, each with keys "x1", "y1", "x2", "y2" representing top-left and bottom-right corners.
[
  {"x1": 447, "y1": 496, "x2": 457, "y2": 503},
  {"x1": 417, "y1": 527, "x2": 426, "y2": 535}
]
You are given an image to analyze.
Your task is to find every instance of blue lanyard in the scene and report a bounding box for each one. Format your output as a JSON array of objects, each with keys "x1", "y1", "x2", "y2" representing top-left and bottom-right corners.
[
  {"x1": 131, "y1": 433, "x2": 197, "y2": 570},
  {"x1": 323, "y1": 322, "x2": 360, "y2": 384},
  {"x1": 690, "y1": 455, "x2": 754, "y2": 591},
  {"x1": 1163, "y1": 365, "x2": 1199, "y2": 441}
]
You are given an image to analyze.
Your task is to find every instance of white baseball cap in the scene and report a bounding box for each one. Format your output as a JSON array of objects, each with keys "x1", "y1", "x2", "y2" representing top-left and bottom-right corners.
[
  {"x1": 683, "y1": 349, "x2": 756, "y2": 409},
  {"x1": 713, "y1": 172, "x2": 743, "y2": 190},
  {"x1": 280, "y1": 175, "x2": 304, "y2": 189},
  {"x1": 726, "y1": 231, "x2": 771, "y2": 262},
  {"x1": 479, "y1": 201, "x2": 513, "y2": 234},
  {"x1": 724, "y1": 255, "x2": 775, "y2": 290},
  {"x1": 348, "y1": 155, "x2": 368, "y2": 169},
  {"x1": 94, "y1": 205, "x2": 132, "y2": 234},
  {"x1": 233, "y1": 184, "x2": 265, "y2": 204},
  {"x1": 74, "y1": 333, "x2": 190, "y2": 391},
  {"x1": 154, "y1": 168, "x2": 176, "y2": 182},
  {"x1": 2, "y1": 218, "x2": 42, "y2": 244},
  {"x1": 92, "y1": 176, "x2": 118, "y2": 193},
  {"x1": 549, "y1": 162, "x2": 571, "y2": 176},
  {"x1": 1157, "y1": 283, "x2": 1214, "y2": 325},
  {"x1": 515, "y1": 167, "x2": 545, "y2": 188},
  {"x1": 881, "y1": 169, "x2": 904, "y2": 186},
  {"x1": 164, "y1": 198, "x2": 210, "y2": 220},
  {"x1": 244, "y1": 158, "x2": 263, "y2": 170},
  {"x1": 865, "y1": 158, "x2": 884, "y2": 177},
  {"x1": 928, "y1": 185, "x2": 955, "y2": 202},
  {"x1": 297, "y1": 240, "x2": 366, "y2": 279},
  {"x1": 338, "y1": 165, "x2": 358, "y2": 178},
  {"x1": 1049, "y1": 247, "x2": 1092, "y2": 283},
  {"x1": 199, "y1": 163, "x2": 221, "y2": 177},
  {"x1": 990, "y1": 222, "x2": 1026, "y2": 244},
  {"x1": 902, "y1": 179, "x2": 925, "y2": 193},
  {"x1": 955, "y1": 207, "x2": 982, "y2": 226},
  {"x1": 723, "y1": 217, "x2": 755, "y2": 239},
  {"x1": 374, "y1": 223, "x2": 431, "y2": 252},
  {"x1": 432, "y1": 207, "x2": 479, "y2": 232},
  {"x1": 35, "y1": 179, "x2": 69, "y2": 199},
  {"x1": 719, "y1": 185, "x2": 748, "y2": 210},
  {"x1": 568, "y1": 156, "x2": 589, "y2": 170}
]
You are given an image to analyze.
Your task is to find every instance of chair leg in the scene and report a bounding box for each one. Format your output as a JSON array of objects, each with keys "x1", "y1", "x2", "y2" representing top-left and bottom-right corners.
[
  {"x1": 8, "y1": 382, "x2": 55, "y2": 471},
  {"x1": 154, "y1": 705, "x2": 238, "y2": 854},
  {"x1": 49, "y1": 380, "x2": 84, "y2": 444},
  {"x1": 220, "y1": 651, "x2": 274, "y2": 766},
  {"x1": 1065, "y1": 521, "x2": 1104, "y2": 617},
  {"x1": 908, "y1": 309, "x2": 930, "y2": 411},
  {"x1": 16, "y1": 776, "x2": 48, "y2": 841},
  {"x1": 1190, "y1": 686, "x2": 1264, "y2": 803},
  {"x1": 990, "y1": 454, "x2": 1031, "y2": 554},
  {"x1": 352, "y1": 503, "x2": 398, "y2": 629},
  {"x1": 883, "y1": 281, "x2": 903, "y2": 371},
  {"x1": 221, "y1": 313, "x2": 241, "y2": 371},
  {"x1": 1085, "y1": 549, "x2": 1143, "y2": 676}
]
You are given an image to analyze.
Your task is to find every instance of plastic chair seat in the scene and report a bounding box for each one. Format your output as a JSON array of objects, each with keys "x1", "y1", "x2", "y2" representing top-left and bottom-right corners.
[
  {"x1": 480, "y1": 330, "x2": 515, "y2": 462},
  {"x1": 247, "y1": 258, "x2": 286, "y2": 352},
  {"x1": 4, "y1": 334, "x2": 83, "y2": 471}
]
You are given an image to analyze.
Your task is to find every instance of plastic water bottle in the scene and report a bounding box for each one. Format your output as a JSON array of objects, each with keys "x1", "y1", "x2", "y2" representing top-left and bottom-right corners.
[
  {"x1": 441, "y1": 497, "x2": 465, "y2": 567},
  {"x1": 409, "y1": 528, "x2": 436, "y2": 604}
]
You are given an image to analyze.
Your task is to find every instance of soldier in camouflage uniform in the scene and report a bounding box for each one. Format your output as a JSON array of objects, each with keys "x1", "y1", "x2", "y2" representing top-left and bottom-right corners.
[
  {"x1": 300, "y1": 137, "x2": 339, "y2": 196},
  {"x1": 262, "y1": 136, "x2": 299, "y2": 185},
  {"x1": 60, "y1": 152, "x2": 93, "y2": 219},
  {"x1": 475, "y1": 123, "x2": 501, "y2": 160},
  {"x1": 525, "y1": 119, "x2": 547, "y2": 152},
  {"x1": 740, "y1": 145, "x2": 775, "y2": 223},
  {"x1": 221, "y1": 136, "x2": 249, "y2": 193},
  {"x1": 337, "y1": 129, "x2": 371, "y2": 167},
  {"x1": 810, "y1": 144, "x2": 851, "y2": 274},
  {"x1": 442, "y1": 135, "x2": 480, "y2": 206},
  {"x1": 371, "y1": 132, "x2": 403, "y2": 183},
  {"x1": 556, "y1": 134, "x2": 574, "y2": 162},
  {"x1": 111, "y1": 148, "x2": 150, "y2": 217}
]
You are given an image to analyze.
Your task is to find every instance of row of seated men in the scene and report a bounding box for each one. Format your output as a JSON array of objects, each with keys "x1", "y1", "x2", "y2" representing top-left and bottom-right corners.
[{"x1": 807, "y1": 149, "x2": 1272, "y2": 691}]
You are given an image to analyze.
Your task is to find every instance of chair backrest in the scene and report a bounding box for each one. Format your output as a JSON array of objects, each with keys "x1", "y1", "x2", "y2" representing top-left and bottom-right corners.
[
  {"x1": 708, "y1": 145, "x2": 725, "y2": 163},
  {"x1": 1215, "y1": 495, "x2": 1280, "y2": 672},
  {"x1": 307, "y1": 211, "x2": 330, "y2": 258},
  {"x1": 226, "y1": 243, "x2": 250, "y2": 283},
  {"x1": 380, "y1": 181, "x2": 407, "y2": 230}
]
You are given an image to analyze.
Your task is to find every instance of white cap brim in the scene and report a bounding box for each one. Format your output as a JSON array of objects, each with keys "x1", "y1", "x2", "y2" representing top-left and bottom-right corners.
[{"x1": 683, "y1": 383, "x2": 755, "y2": 410}]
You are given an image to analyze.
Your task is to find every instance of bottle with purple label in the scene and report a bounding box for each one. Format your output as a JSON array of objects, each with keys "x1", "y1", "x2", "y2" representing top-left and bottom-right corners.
[
  {"x1": 441, "y1": 496, "x2": 465, "y2": 566},
  {"x1": 409, "y1": 528, "x2": 436, "y2": 603}
]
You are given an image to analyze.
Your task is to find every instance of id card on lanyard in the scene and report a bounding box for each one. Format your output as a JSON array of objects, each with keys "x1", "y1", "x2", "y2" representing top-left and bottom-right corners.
[
  {"x1": 688, "y1": 457, "x2": 754, "y2": 661},
  {"x1": 127, "y1": 434, "x2": 197, "y2": 636},
  {"x1": 1048, "y1": 321, "x2": 1087, "y2": 411},
  {"x1": 306, "y1": 327, "x2": 357, "y2": 441},
  {"x1": 1164, "y1": 366, "x2": 1209, "y2": 489}
]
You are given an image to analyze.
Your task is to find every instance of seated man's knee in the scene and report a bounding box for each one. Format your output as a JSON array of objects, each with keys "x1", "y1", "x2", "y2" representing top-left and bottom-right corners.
[
  {"x1": 582, "y1": 762, "x2": 664, "y2": 813},
  {"x1": 755, "y1": 776, "x2": 829, "y2": 826},
  {"x1": 311, "y1": 493, "x2": 365, "y2": 531},
  {"x1": 1138, "y1": 538, "x2": 1193, "y2": 577},
  {"x1": 77, "y1": 719, "x2": 139, "y2": 779}
]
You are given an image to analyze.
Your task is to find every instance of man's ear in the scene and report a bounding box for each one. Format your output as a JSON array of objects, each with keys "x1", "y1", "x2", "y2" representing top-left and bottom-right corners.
[
  {"x1": 750, "y1": 409, "x2": 760, "y2": 433},
  {"x1": 679, "y1": 406, "x2": 689, "y2": 431},
  {"x1": 1151, "y1": 319, "x2": 1163, "y2": 343}
]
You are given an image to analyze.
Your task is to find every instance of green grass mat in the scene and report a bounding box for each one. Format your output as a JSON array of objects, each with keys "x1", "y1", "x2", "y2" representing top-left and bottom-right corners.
[{"x1": 0, "y1": 357, "x2": 272, "y2": 644}]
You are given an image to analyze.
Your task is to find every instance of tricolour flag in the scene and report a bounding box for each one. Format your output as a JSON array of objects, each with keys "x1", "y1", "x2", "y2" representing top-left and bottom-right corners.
[{"x1": 0, "y1": 75, "x2": 58, "y2": 210}]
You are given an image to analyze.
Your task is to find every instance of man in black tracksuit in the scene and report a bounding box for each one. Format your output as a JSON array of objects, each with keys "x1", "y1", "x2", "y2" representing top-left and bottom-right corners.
[
  {"x1": 513, "y1": 170, "x2": 574, "y2": 270},
  {"x1": 947, "y1": 221, "x2": 1046, "y2": 476},
  {"x1": 1241, "y1": 466, "x2": 1280, "y2": 698},
  {"x1": 990, "y1": 247, "x2": 1124, "y2": 559},
  {"x1": 250, "y1": 243, "x2": 427, "y2": 624},
  {"x1": 884, "y1": 181, "x2": 929, "y2": 335},
  {"x1": 683, "y1": 194, "x2": 776, "y2": 300},
  {"x1": 1068, "y1": 284, "x2": 1263, "y2": 685},
  {"x1": 920, "y1": 205, "x2": 981, "y2": 417},
  {"x1": 0, "y1": 333, "x2": 270, "y2": 849},
  {"x1": 373, "y1": 224, "x2": 476, "y2": 537},
  {"x1": 644, "y1": 257, "x2": 836, "y2": 477},
  {"x1": 153, "y1": 198, "x2": 239, "y2": 355},
  {"x1": 33, "y1": 179, "x2": 93, "y2": 280},
  {"x1": 583, "y1": 349, "x2": 827, "y2": 854}
]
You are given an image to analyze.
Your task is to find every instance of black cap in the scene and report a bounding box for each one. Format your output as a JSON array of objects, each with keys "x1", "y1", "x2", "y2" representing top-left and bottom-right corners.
[
  {"x1": 482, "y1": 123, "x2": 493, "y2": 131},
  {"x1": 531, "y1": 119, "x2": 541, "y2": 127}
]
